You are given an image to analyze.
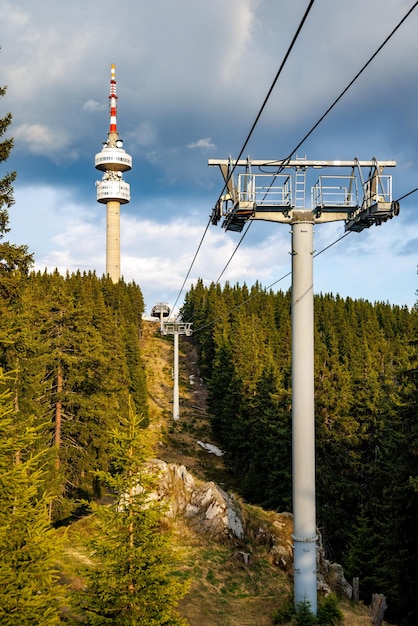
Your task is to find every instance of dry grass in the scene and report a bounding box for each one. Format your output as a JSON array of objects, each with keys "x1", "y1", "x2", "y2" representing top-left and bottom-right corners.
[
  {"x1": 172, "y1": 520, "x2": 291, "y2": 626},
  {"x1": 340, "y1": 600, "x2": 379, "y2": 625},
  {"x1": 141, "y1": 323, "x2": 237, "y2": 488}
]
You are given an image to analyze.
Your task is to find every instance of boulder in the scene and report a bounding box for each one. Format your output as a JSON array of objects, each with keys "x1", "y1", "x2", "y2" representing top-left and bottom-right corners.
[{"x1": 317, "y1": 557, "x2": 353, "y2": 600}]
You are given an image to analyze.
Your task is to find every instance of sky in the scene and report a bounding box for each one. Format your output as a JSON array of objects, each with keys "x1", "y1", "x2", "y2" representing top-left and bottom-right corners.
[{"x1": 1, "y1": 0, "x2": 417, "y2": 315}]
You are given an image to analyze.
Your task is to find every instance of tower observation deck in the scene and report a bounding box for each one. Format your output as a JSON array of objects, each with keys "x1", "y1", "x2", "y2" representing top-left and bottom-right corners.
[{"x1": 95, "y1": 64, "x2": 132, "y2": 282}]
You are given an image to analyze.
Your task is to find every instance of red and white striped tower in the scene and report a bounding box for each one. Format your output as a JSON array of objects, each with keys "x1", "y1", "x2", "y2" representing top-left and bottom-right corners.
[
  {"x1": 95, "y1": 64, "x2": 132, "y2": 283},
  {"x1": 109, "y1": 63, "x2": 118, "y2": 134}
]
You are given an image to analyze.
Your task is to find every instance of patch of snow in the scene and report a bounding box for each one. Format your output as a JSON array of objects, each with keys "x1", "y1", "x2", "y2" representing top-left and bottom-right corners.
[{"x1": 197, "y1": 441, "x2": 224, "y2": 456}]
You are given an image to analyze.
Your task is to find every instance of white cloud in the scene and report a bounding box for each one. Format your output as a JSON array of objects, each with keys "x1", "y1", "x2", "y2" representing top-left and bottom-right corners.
[
  {"x1": 14, "y1": 123, "x2": 71, "y2": 156},
  {"x1": 126, "y1": 123, "x2": 158, "y2": 148},
  {"x1": 8, "y1": 181, "x2": 417, "y2": 315},
  {"x1": 187, "y1": 138, "x2": 216, "y2": 150}
]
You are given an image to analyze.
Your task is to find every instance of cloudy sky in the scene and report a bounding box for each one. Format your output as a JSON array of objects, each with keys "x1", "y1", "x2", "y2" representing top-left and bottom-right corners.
[{"x1": 1, "y1": 0, "x2": 417, "y2": 314}]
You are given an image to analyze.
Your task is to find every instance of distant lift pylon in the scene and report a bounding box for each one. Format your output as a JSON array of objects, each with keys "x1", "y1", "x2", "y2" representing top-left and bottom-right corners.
[
  {"x1": 162, "y1": 320, "x2": 193, "y2": 421},
  {"x1": 209, "y1": 155, "x2": 399, "y2": 616}
]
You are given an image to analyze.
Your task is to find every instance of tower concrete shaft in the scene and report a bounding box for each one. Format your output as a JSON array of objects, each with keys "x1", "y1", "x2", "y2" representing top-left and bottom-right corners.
[
  {"x1": 95, "y1": 64, "x2": 132, "y2": 283},
  {"x1": 106, "y1": 201, "x2": 120, "y2": 281}
]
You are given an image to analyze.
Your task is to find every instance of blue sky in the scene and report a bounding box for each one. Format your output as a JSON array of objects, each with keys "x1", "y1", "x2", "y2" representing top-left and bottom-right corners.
[{"x1": 1, "y1": 0, "x2": 417, "y2": 313}]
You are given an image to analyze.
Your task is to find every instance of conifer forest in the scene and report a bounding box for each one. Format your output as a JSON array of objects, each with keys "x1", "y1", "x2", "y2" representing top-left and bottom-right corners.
[
  {"x1": 181, "y1": 280, "x2": 418, "y2": 624},
  {"x1": 2, "y1": 75, "x2": 418, "y2": 625}
]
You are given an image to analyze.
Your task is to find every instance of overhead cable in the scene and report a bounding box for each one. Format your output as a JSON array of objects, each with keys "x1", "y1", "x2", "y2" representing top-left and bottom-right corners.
[
  {"x1": 192, "y1": 179, "x2": 418, "y2": 332},
  {"x1": 279, "y1": 0, "x2": 418, "y2": 164},
  {"x1": 212, "y1": 1, "x2": 418, "y2": 287},
  {"x1": 214, "y1": 221, "x2": 252, "y2": 285},
  {"x1": 313, "y1": 232, "x2": 352, "y2": 258},
  {"x1": 193, "y1": 230, "x2": 351, "y2": 334},
  {"x1": 170, "y1": 217, "x2": 211, "y2": 314},
  {"x1": 396, "y1": 187, "x2": 418, "y2": 202},
  {"x1": 171, "y1": 1, "x2": 418, "y2": 318},
  {"x1": 169, "y1": 0, "x2": 316, "y2": 313},
  {"x1": 216, "y1": 0, "x2": 317, "y2": 201}
]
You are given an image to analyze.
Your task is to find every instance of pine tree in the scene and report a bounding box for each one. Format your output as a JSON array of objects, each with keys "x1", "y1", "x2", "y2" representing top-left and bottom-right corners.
[
  {"x1": 0, "y1": 370, "x2": 66, "y2": 625},
  {"x1": 76, "y1": 401, "x2": 189, "y2": 625},
  {"x1": 183, "y1": 279, "x2": 418, "y2": 623}
]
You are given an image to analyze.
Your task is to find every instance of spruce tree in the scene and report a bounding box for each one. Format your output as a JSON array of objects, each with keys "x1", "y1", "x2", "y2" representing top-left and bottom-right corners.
[
  {"x1": 0, "y1": 74, "x2": 33, "y2": 299},
  {"x1": 243, "y1": 366, "x2": 292, "y2": 509},
  {"x1": 0, "y1": 371, "x2": 66, "y2": 625},
  {"x1": 76, "y1": 401, "x2": 189, "y2": 625},
  {"x1": 0, "y1": 83, "x2": 14, "y2": 235}
]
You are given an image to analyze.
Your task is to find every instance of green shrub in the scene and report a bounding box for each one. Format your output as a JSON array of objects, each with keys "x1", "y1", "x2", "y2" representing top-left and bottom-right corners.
[
  {"x1": 317, "y1": 594, "x2": 343, "y2": 625},
  {"x1": 274, "y1": 595, "x2": 344, "y2": 625},
  {"x1": 294, "y1": 601, "x2": 318, "y2": 625}
]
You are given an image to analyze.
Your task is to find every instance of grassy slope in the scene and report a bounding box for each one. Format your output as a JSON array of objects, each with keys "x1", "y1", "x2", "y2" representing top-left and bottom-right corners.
[
  {"x1": 59, "y1": 321, "x2": 373, "y2": 625},
  {"x1": 141, "y1": 322, "x2": 292, "y2": 624}
]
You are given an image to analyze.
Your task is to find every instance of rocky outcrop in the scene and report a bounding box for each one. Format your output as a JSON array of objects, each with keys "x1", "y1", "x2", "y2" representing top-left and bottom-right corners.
[
  {"x1": 317, "y1": 560, "x2": 353, "y2": 599},
  {"x1": 317, "y1": 534, "x2": 353, "y2": 599},
  {"x1": 148, "y1": 460, "x2": 245, "y2": 540}
]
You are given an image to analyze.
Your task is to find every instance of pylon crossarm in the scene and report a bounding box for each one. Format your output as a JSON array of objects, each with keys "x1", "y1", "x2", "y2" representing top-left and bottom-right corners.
[
  {"x1": 209, "y1": 157, "x2": 397, "y2": 232},
  {"x1": 208, "y1": 158, "x2": 396, "y2": 168},
  {"x1": 162, "y1": 322, "x2": 193, "y2": 336}
]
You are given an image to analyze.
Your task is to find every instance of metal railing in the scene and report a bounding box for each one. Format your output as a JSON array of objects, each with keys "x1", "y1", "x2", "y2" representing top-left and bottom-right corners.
[
  {"x1": 311, "y1": 175, "x2": 358, "y2": 209},
  {"x1": 238, "y1": 173, "x2": 292, "y2": 207}
]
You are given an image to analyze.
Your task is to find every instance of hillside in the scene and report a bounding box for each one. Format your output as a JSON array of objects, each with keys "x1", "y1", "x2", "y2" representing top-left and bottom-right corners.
[
  {"x1": 141, "y1": 320, "x2": 235, "y2": 486},
  {"x1": 60, "y1": 320, "x2": 374, "y2": 625},
  {"x1": 138, "y1": 321, "x2": 372, "y2": 625},
  {"x1": 141, "y1": 321, "x2": 292, "y2": 624}
]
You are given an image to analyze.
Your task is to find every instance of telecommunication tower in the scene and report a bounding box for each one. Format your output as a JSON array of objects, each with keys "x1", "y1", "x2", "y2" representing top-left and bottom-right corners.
[
  {"x1": 209, "y1": 156, "x2": 399, "y2": 615},
  {"x1": 95, "y1": 64, "x2": 132, "y2": 283}
]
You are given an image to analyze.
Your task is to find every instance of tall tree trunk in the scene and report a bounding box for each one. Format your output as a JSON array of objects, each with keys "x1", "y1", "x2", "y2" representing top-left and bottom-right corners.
[
  {"x1": 54, "y1": 362, "x2": 63, "y2": 470},
  {"x1": 128, "y1": 442, "x2": 135, "y2": 594},
  {"x1": 14, "y1": 360, "x2": 21, "y2": 465}
]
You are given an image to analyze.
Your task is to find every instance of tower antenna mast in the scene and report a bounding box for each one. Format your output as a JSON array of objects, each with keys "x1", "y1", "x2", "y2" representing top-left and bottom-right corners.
[{"x1": 95, "y1": 64, "x2": 132, "y2": 282}]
